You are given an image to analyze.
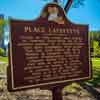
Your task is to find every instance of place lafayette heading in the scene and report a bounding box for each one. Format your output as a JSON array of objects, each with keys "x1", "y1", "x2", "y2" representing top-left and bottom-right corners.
[{"x1": 24, "y1": 26, "x2": 80, "y2": 34}]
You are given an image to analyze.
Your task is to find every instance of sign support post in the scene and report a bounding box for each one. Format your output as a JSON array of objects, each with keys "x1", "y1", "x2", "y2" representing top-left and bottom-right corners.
[{"x1": 51, "y1": 86, "x2": 63, "y2": 100}]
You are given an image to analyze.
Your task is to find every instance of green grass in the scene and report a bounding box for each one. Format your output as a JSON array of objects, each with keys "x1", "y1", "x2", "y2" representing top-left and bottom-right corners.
[
  {"x1": 92, "y1": 58, "x2": 100, "y2": 67},
  {"x1": 0, "y1": 56, "x2": 8, "y2": 63},
  {"x1": 87, "y1": 57, "x2": 100, "y2": 87}
]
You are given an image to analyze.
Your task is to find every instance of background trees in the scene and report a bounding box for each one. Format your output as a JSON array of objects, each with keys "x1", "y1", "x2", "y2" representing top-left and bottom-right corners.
[
  {"x1": 0, "y1": 19, "x2": 8, "y2": 56},
  {"x1": 0, "y1": 19, "x2": 8, "y2": 42},
  {"x1": 0, "y1": 19, "x2": 5, "y2": 41}
]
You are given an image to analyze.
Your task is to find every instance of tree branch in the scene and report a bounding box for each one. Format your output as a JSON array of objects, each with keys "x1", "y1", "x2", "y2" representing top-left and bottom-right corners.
[
  {"x1": 53, "y1": 0, "x2": 58, "y2": 3},
  {"x1": 64, "y1": 0, "x2": 73, "y2": 13}
]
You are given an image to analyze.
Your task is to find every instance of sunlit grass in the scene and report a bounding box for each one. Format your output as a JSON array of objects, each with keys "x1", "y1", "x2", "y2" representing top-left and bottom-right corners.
[
  {"x1": 87, "y1": 57, "x2": 100, "y2": 87},
  {"x1": 92, "y1": 57, "x2": 100, "y2": 67},
  {"x1": 0, "y1": 56, "x2": 8, "y2": 63}
]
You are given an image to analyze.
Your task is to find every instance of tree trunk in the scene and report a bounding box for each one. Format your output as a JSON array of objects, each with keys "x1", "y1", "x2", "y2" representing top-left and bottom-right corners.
[{"x1": 64, "y1": 0, "x2": 73, "y2": 13}]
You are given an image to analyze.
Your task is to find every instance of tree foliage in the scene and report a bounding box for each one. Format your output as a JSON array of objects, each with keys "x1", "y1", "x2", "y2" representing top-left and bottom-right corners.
[{"x1": 0, "y1": 19, "x2": 7, "y2": 40}]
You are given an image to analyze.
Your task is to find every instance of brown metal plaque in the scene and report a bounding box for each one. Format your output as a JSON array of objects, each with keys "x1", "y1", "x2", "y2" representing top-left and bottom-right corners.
[{"x1": 7, "y1": 3, "x2": 92, "y2": 91}]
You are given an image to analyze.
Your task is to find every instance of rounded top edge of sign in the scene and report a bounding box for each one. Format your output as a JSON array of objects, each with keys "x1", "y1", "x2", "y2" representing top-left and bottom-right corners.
[{"x1": 9, "y1": 2, "x2": 89, "y2": 27}]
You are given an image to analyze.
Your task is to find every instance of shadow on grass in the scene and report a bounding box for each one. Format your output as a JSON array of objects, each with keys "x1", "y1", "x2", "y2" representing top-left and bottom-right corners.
[{"x1": 87, "y1": 67, "x2": 100, "y2": 87}]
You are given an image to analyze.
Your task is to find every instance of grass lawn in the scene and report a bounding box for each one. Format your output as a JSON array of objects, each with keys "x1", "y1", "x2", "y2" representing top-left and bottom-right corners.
[
  {"x1": 87, "y1": 57, "x2": 100, "y2": 87},
  {"x1": 0, "y1": 56, "x2": 8, "y2": 63},
  {"x1": 92, "y1": 58, "x2": 100, "y2": 67}
]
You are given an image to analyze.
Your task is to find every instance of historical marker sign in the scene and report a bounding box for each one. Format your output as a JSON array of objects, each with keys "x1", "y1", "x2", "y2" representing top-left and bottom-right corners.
[{"x1": 8, "y1": 3, "x2": 91, "y2": 91}]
